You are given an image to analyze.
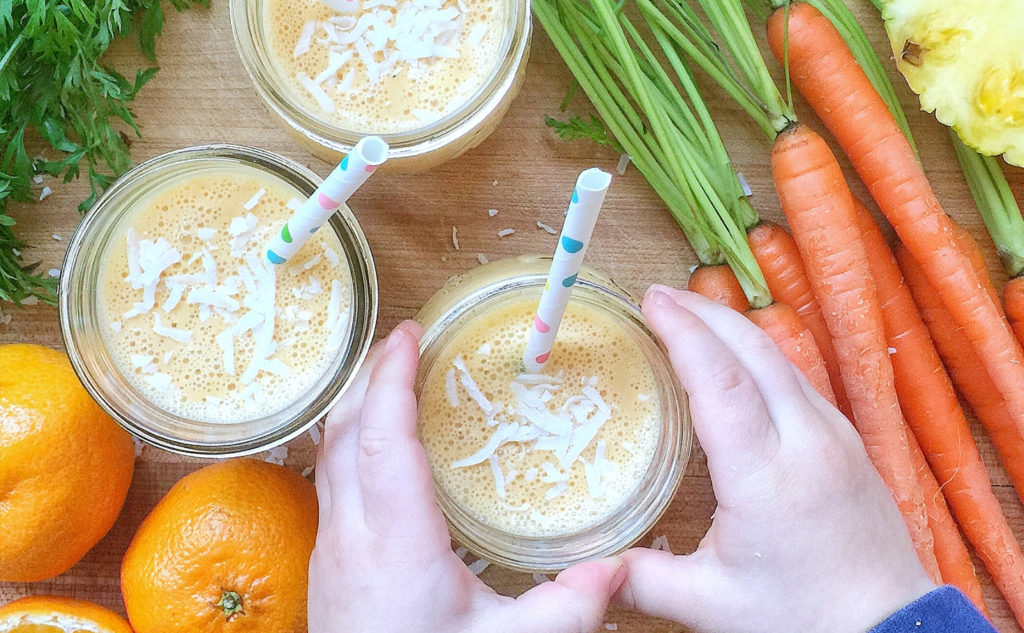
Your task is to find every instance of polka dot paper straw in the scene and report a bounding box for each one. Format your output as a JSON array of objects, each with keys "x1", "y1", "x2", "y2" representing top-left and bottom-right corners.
[
  {"x1": 523, "y1": 167, "x2": 612, "y2": 373},
  {"x1": 266, "y1": 136, "x2": 388, "y2": 265}
]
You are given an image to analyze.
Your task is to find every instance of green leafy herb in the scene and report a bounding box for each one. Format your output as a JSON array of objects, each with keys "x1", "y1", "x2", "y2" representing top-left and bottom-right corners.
[
  {"x1": 545, "y1": 115, "x2": 624, "y2": 153},
  {"x1": 0, "y1": 0, "x2": 206, "y2": 304}
]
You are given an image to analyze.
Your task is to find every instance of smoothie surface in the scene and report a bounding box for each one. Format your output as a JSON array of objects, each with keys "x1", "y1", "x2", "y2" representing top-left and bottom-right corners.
[
  {"x1": 264, "y1": 0, "x2": 507, "y2": 133},
  {"x1": 98, "y1": 165, "x2": 353, "y2": 423},
  {"x1": 419, "y1": 298, "x2": 661, "y2": 537}
]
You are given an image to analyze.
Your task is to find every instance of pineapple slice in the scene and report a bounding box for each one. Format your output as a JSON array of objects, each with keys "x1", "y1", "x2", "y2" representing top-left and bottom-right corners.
[{"x1": 880, "y1": 0, "x2": 1024, "y2": 166}]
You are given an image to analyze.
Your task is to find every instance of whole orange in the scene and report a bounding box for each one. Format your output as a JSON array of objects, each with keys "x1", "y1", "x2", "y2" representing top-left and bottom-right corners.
[
  {"x1": 121, "y1": 458, "x2": 318, "y2": 633},
  {"x1": 0, "y1": 595, "x2": 133, "y2": 633},
  {"x1": 0, "y1": 343, "x2": 135, "y2": 582}
]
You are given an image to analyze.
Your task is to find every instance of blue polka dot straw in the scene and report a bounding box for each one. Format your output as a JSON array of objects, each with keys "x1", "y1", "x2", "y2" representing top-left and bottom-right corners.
[
  {"x1": 266, "y1": 136, "x2": 389, "y2": 265},
  {"x1": 523, "y1": 168, "x2": 612, "y2": 372}
]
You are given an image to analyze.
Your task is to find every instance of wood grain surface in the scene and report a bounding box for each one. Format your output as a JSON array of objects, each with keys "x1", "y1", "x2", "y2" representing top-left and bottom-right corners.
[{"x1": 2, "y1": 0, "x2": 1023, "y2": 630}]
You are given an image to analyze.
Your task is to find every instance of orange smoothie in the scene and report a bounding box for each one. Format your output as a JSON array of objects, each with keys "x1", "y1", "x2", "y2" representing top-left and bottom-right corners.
[
  {"x1": 97, "y1": 166, "x2": 352, "y2": 423},
  {"x1": 263, "y1": 0, "x2": 506, "y2": 133},
  {"x1": 418, "y1": 298, "x2": 661, "y2": 537}
]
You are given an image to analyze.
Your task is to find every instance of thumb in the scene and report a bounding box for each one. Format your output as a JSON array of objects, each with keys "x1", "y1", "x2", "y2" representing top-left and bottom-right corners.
[
  {"x1": 501, "y1": 558, "x2": 625, "y2": 633},
  {"x1": 613, "y1": 547, "x2": 718, "y2": 629}
]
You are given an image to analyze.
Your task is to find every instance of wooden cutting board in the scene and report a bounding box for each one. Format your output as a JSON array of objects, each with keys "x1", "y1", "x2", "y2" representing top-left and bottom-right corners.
[{"x1": 1, "y1": 0, "x2": 1022, "y2": 630}]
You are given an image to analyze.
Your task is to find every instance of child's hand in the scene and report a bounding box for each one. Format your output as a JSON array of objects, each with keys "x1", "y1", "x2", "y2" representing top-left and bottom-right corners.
[
  {"x1": 616, "y1": 287, "x2": 935, "y2": 633},
  {"x1": 308, "y1": 320, "x2": 626, "y2": 633}
]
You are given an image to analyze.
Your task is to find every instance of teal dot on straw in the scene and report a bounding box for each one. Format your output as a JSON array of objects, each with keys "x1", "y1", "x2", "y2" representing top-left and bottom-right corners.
[
  {"x1": 267, "y1": 250, "x2": 286, "y2": 265},
  {"x1": 561, "y1": 236, "x2": 584, "y2": 253},
  {"x1": 571, "y1": 189, "x2": 579, "y2": 204},
  {"x1": 340, "y1": 155, "x2": 350, "y2": 171},
  {"x1": 561, "y1": 273, "x2": 578, "y2": 287}
]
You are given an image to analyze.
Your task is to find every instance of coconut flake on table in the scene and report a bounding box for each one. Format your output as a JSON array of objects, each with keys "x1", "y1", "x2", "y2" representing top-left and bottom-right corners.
[
  {"x1": 616, "y1": 153, "x2": 631, "y2": 175},
  {"x1": 487, "y1": 208, "x2": 498, "y2": 217},
  {"x1": 605, "y1": 624, "x2": 618, "y2": 631},
  {"x1": 39, "y1": 186, "x2": 52, "y2": 201},
  {"x1": 497, "y1": 228, "x2": 515, "y2": 238},
  {"x1": 476, "y1": 253, "x2": 488, "y2": 265},
  {"x1": 264, "y1": 444, "x2": 288, "y2": 465},
  {"x1": 309, "y1": 423, "x2": 323, "y2": 445},
  {"x1": 51, "y1": 234, "x2": 62, "y2": 241},
  {"x1": 536, "y1": 221, "x2": 557, "y2": 235},
  {"x1": 650, "y1": 534, "x2": 672, "y2": 553}
]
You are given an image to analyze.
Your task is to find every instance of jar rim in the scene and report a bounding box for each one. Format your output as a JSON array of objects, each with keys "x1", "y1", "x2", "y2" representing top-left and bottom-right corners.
[
  {"x1": 414, "y1": 259, "x2": 691, "y2": 572},
  {"x1": 58, "y1": 144, "x2": 378, "y2": 458},
  {"x1": 228, "y1": 0, "x2": 532, "y2": 159}
]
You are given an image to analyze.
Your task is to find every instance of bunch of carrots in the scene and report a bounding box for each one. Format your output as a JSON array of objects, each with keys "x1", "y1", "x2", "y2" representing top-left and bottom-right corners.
[{"x1": 537, "y1": 0, "x2": 1024, "y2": 627}]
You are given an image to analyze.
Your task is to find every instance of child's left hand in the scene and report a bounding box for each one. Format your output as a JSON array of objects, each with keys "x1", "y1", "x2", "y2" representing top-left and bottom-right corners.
[{"x1": 308, "y1": 320, "x2": 626, "y2": 633}]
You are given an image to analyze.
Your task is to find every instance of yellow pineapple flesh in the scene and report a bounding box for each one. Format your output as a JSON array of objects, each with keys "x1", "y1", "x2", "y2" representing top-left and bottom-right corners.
[{"x1": 880, "y1": 0, "x2": 1024, "y2": 166}]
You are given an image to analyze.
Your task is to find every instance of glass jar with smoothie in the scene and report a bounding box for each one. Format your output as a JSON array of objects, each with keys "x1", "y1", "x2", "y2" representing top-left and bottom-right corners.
[
  {"x1": 230, "y1": 0, "x2": 530, "y2": 172},
  {"x1": 59, "y1": 145, "x2": 377, "y2": 457},
  {"x1": 415, "y1": 257, "x2": 690, "y2": 572}
]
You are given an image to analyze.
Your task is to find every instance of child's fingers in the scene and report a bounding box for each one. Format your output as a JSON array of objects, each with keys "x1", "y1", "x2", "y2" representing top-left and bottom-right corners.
[
  {"x1": 503, "y1": 557, "x2": 624, "y2": 633},
  {"x1": 612, "y1": 547, "x2": 715, "y2": 628},
  {"x1": 649, "y1": 286, "x2": 811, "y2": 418},
  {"x1": 643, "y1": 289, "x2": 781, "y2": 482},
  {"x1": 356, "y1": 321, "x2": 448, "y2": 542}
]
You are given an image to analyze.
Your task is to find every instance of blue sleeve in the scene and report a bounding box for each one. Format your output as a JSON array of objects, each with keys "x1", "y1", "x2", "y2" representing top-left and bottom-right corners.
[{"x1": 870, "y1": 586, "x2": 996, "y2": 633}]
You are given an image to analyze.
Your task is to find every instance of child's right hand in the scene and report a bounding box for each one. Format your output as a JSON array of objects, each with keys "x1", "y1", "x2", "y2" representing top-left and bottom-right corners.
[{"x1": 617, "y1": 286, "x2": 936, "y2": 633}]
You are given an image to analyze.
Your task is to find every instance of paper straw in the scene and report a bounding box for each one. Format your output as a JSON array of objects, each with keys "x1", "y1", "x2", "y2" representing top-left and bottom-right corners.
[
  {"x1": 523, "y1": 168, "x2": 612, "y2": 372},
  {"x1": 266, "y1": 136, "x2": 389, "y2": 265}
]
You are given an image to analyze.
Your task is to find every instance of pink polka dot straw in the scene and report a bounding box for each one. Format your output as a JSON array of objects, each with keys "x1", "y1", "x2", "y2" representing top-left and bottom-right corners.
[
  {"x1": 266, "y1": 136, "x2": 389, "y2": 265},
  {"x1": 523, "y1": 167, "x2": 612, "y2": 373}
]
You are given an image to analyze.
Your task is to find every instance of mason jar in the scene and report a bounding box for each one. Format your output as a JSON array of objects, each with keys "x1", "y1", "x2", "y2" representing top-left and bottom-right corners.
[
  {"x1": 230, "y1": 0, "x2": 532, "y2": 172},
  {"x1": 59, "y1": 144, "x2": 377, "y2": 457},
  {"x1": 415, "y1": 257, "x2": 690, "y2": 572}
]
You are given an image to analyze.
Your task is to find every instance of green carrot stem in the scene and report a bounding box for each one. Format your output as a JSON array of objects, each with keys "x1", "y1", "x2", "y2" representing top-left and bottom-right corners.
[
  {"x1": 540, "y1": 0, "x2": 719, "y2": 263},
  {"x1": 951, "y1": 131, "x2": 1024, "y2": 278}
]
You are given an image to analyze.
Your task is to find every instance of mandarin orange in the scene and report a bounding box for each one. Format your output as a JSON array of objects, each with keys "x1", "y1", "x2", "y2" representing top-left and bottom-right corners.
[
  {"x1": 121, "y1": 458, "x2": 318, "y2": 633},
  {"x1": 0, "y1": 595, "x2": 133, "y2": 633},
  {"x1": 0, "y1": 344, "x2": 135, "y2": 582}
]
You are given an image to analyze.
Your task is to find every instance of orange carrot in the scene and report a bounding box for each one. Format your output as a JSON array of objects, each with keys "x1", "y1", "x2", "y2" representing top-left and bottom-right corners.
[
  {"x1": 897, "y1": 242, "x2": 1024, "y2": 507},
  {"x1": 907, "y1": 430, "x2": 988, "y2": 614},
  {"x1": 770, "y1": 122, "x2": 937, "y2": 580},
  {"x1": 1004, "y1": 278, "x2": 1024, "y2": 345},
  {"x1": 746, "y1": 301, "x2": 836, "y2": 406},
  {"x1": 855, "y1": 201, "x2": 1024, "y2": 621},
  {"x1": 687, "y1": 264, "x2": 749, "y2": 312},
  {"x1": 766, "y1": 3, "x2": 1024, "y2": 438},
  {"x1": 747, "y1": 221, "x2": 850, "y2": 418}
]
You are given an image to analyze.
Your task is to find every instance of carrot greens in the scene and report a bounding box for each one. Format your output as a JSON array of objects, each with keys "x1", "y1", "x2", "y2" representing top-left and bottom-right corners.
[
  {"x1": 537, "y1": 0, "x2": 771, "y2": 308},
  {"x1": 0, "y1": 0, "x2": 206, "y2": 304}
]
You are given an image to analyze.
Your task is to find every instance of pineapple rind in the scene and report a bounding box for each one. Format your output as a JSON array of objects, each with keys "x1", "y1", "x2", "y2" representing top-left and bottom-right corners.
[{"x1": 880, "y1": 0, "x2": 1023, "y2": 166}]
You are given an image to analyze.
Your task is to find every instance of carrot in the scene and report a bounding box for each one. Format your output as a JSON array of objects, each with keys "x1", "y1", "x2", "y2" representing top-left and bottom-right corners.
[
  {"x1": 747, "y1": 221, "x2": 850, "y2": 418},
  {"x1": 907, "y1": 430, "x2": 988, "y2": 615},
  {"x1": 766, "y1": 2, "x2": 1024, "y2": 436},
  {"x1": 687, "y1": 264, "x2": 749, "y2": 312},
  {"x1": 746, "y1": 301, "x2": 836, "y2": 405},
  {"x1": 897, "y1": 242, "x2": 1024, "y2": 507},
  {"x1": 770, "y1": 122, "x2": 938, "y2": 580},
  {"x1": 855, "y1": 201, "x2": 1024, "y2": 622},
  {"x1": 1004, "y1": 278, "x2": 1024, "y2": 345}
]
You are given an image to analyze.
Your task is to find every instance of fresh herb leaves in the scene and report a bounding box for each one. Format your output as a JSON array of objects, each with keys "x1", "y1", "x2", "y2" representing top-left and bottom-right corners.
[
  {"x1": 0, "y1": 0, "x2": 206, "y2": 304},
  {"x1": 544, "y1": 115, "x2": 624, "y2": 153}
]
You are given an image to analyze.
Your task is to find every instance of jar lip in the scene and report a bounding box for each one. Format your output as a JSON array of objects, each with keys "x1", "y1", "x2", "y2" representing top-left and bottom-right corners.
[
  {"x1": 228, "y1": 0, "x2": 532, "y2": 157},
  {"x1": 58, "y1": 144, "x2": 379, "y2": 458},
  {"x1": 414, "y1": 261, "x2": 691, "y2": 572}
]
